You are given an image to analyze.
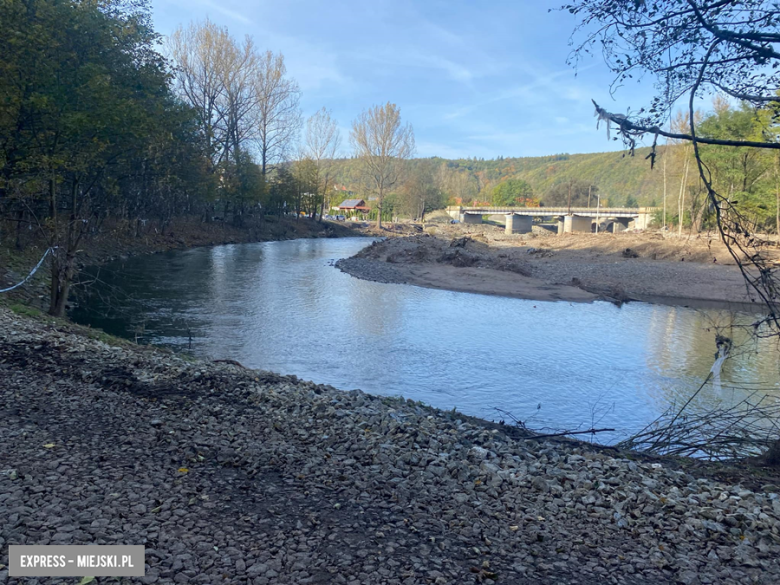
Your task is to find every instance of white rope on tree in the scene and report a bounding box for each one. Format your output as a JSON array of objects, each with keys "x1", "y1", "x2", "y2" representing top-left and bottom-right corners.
[{"x1": 0, "y1": 248, "x2": 53, "y2": 293}]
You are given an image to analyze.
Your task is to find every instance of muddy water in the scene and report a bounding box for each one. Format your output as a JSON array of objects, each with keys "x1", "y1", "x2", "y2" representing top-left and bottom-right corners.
[{"x1": 70, "y1": 237, "x2": 780, "y2": 442}]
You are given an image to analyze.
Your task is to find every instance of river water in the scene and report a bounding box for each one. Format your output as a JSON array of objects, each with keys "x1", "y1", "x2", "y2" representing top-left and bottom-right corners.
[{"x1": 70, "y1": 237, "x2": 780, "y2": 442}]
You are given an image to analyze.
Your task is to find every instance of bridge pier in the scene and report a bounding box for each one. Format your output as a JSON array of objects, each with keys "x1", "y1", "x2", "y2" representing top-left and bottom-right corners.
[
  {"x1": 559, "y1": 215, "x2": 592, "y2": 234},
  {"x1": 505, "y1": 214, "x2": 532, "y2": 234},
  {"x1": 633, "y1": 211, "x2": 653, "y2": 230},
  {"x1": 611, "y1": 218, "x2": 630, "y2": 233}
]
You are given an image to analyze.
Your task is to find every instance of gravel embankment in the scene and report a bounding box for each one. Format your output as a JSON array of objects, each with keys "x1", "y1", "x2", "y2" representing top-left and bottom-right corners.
[{"x1": 2, "y1": 308, "x2": 780, "y2": 584}]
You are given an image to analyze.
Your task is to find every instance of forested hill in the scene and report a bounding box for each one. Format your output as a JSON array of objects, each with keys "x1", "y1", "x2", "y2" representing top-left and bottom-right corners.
[{"x1": 329, "y1": 146, "x2": 670, "y2": 207}]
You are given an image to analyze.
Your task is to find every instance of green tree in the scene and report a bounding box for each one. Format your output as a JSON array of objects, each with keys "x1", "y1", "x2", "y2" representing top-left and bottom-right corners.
[
  {"x1": 698, "y1": 101, "x2": 775, "y2": 232},
  {"x1": 263, "y1": 166, "x2": 296, "y2": 217},
  {"x1": 220, "y1": 150, "x2": 265, "y2": 224},
  {"x1": 491, "y1": 179, "x2": 533, "y2": 206},
  {"x1": 291, "y1": 157, "x2": 320, "y2": 219},
  {"x1": 543, "y1": 180, "x2": 597, "y2": 208},
  {"x1": 0, "y1": 0, "x2": 204, "y2": 315}
]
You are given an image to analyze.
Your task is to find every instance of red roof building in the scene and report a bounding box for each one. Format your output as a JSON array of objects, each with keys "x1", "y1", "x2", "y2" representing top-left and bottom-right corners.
[{"x1": 337, "y1": 199, "x2": 370, "y2": 211}]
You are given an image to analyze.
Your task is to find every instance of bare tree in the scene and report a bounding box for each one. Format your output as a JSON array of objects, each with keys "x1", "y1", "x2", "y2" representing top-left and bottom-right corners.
[
  {"x1": 399, "y1": 161, "x2": 444, "y2": 222},
  {"x1": 304, "y1": 107, "x2": 341, "y2": 221},
  {"x1": 218, "y1": 36, "x2": 259, "y2": 165},
  {"x1": 167, "y1": 20, "x2": 262, "y2": 168},
  {"x1": 167, "y1": 20, "x2": 232, "y2": 166},
  {"x1": 254, "y1": 51, "x2": 302, "y2": 176},
  {"x1": 350, "y1": 102, "x2": 415, "y2": 228}
]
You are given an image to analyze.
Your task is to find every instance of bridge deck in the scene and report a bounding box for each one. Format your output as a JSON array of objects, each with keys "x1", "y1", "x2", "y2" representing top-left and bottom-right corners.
[{"x1": 458, "y1": 206, "x2": 658, "y2": 218}]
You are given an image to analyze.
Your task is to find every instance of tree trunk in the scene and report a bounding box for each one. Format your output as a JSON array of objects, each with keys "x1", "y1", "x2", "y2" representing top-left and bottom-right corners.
[
  {"x1": 376, "y1": 188, "x2": 383, "y2": 229},
  {"x1": 775, "y1": 155, "x2": 779, "y2": 236},
  {"x1": 764, "y1": 438, "x2": 780, "y2": 466},
  {"x1": 47, "y1": 176, "x2": 61, "y2": 316},
  {"x1": 678, "y1": 156, "x2": 689, "y2": 236},
  {"x1": 48, "y1": 178, "x2": 82, "y2": 317},
  {"x1": 48, "y1": 255, "x2": 72, "y2": 318},
  {"x1": 662, "y1": 144, "x2": 667, "y2": 229},
  {"x1": 15, "y1": 208, "x2": 24, "y2": 250}
]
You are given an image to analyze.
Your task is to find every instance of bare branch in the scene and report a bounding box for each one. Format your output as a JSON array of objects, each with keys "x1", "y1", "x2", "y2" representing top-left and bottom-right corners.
[{"x1": 593, "y1": 101, "x2": 780, "y2": 151}]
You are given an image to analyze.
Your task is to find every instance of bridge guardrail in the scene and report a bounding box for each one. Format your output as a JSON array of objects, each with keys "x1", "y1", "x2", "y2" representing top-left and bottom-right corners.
[{"x1": 456, "y1": 207, "x2": 659, "y2": 215}]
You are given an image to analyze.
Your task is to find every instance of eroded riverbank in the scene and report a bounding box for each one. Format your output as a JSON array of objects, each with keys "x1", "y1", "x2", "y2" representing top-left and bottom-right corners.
[
  {"x1": 2, "y1": 308, "x2": 780, "y2": 584},
  {"x1": 336, "y1": 232, "x2": 767, "y2": 308}
]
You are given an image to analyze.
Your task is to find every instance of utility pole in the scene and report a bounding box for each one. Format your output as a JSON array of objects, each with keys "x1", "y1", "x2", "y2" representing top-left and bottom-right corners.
[{"x1": 595, "y1": 194, "x2": 601, "y2": 234}]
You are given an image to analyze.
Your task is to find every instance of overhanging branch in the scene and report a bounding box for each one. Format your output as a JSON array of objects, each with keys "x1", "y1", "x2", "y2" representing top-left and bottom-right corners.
[{"x1": 592, "y1": 100, "x2": 780, "y2": 149}]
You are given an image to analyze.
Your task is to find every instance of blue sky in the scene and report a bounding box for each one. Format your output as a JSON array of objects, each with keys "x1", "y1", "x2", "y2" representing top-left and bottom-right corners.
[{"x1": 151, "y1": 0, "x2": 660, "y2": 159}]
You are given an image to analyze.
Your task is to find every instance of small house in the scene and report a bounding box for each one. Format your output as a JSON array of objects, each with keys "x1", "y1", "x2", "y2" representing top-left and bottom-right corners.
[{"x1": 337, "y1": 199, "x2": 371, "y2": 218}]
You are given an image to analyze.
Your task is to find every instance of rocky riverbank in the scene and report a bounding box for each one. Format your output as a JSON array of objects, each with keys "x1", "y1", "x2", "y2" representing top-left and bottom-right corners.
[
  {"x1": 336, "y1": 232, "x2": 769, "y2": 308},
  {"x1": 2, "y1": 308, "x2": 780, "y2": 584}
]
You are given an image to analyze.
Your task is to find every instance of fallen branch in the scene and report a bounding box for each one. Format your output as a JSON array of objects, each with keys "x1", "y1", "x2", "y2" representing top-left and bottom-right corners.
[
  {"x1": 527, "y1": 428, "x2": 616, "y2": 440},
  {"x1": 618, "y1": 389, "x2": 780, "y2": 460}
]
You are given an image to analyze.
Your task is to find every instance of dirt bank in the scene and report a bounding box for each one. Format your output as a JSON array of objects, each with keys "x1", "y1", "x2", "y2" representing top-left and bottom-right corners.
[
  {"x1": 337, "y1": 229, "x2": 775, "y2": 309},
  {"x1": 2, "y1": 308, "x2": 780, "y2": 584}
]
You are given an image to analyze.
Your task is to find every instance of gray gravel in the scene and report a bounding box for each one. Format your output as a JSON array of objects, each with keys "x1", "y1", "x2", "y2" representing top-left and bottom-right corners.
[{"x1": 1, "y1": 307, "x2": 780, "y2": 584}]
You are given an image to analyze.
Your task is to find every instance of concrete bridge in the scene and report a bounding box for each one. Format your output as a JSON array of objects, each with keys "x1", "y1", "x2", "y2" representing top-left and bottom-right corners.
[{"x1": 447, "y1": 206, "x2": 659, "y2": 234}]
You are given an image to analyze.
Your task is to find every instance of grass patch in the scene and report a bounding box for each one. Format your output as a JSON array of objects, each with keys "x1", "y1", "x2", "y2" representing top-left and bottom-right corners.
[
  {"x1": 9, "y1": 303, "x2": 43, "y2": 318},
  {"x1": 84, "y1": 329, "x2": 127, "y2": 346}
]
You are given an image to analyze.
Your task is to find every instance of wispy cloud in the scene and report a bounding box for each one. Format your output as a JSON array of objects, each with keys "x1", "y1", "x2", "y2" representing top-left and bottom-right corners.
[
  {"x1": 352, "y1": 51, "x2": 481, "y2": 85},
  {"x1": 189, "y1": 0, "x2": 255, "y2": 25},
  {"x1": 152, "y1": 0, "x2": 633, "y2": 158},
  {"x1": 443, "y1": 62, "x2": 601, "y2": 121}
]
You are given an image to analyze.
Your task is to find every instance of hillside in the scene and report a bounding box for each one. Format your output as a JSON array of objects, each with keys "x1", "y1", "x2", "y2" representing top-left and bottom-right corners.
[{"x1": 329, "y1": 146, "x2": 672, "y2": 207}]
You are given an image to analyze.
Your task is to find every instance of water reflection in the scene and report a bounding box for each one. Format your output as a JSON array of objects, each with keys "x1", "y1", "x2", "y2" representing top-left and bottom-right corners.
[{"x1": 71, "y1": 237, "x2": 779, "y2": 441}]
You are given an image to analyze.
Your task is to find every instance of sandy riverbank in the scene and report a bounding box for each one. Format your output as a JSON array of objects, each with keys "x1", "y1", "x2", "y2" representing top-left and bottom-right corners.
[
  {"x1": 337, "y1": 228, "x2": 774, "y2": 309},
  {"x1": 2, "y1": 308, "x2": 780, "y2": 584}
]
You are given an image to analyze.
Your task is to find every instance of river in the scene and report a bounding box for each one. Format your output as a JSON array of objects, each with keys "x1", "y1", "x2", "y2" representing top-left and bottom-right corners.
[{"x1": 70, "y1": 237, "x2": 780, "y2": 443}]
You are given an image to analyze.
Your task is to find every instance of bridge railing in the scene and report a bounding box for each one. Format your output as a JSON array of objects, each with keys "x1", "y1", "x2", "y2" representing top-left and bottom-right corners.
[{"x1": 457, "y1": 206, "x2": 659, "y2": 214}]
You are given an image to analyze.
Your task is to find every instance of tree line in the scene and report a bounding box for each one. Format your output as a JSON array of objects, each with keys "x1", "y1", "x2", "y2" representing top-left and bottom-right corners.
[
  {"x1": 331, "y1": 97, "x2": 780, "y2": 231},
  {"x1": 0, "y1": 0, "x2": 416, "y2": 315}
]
